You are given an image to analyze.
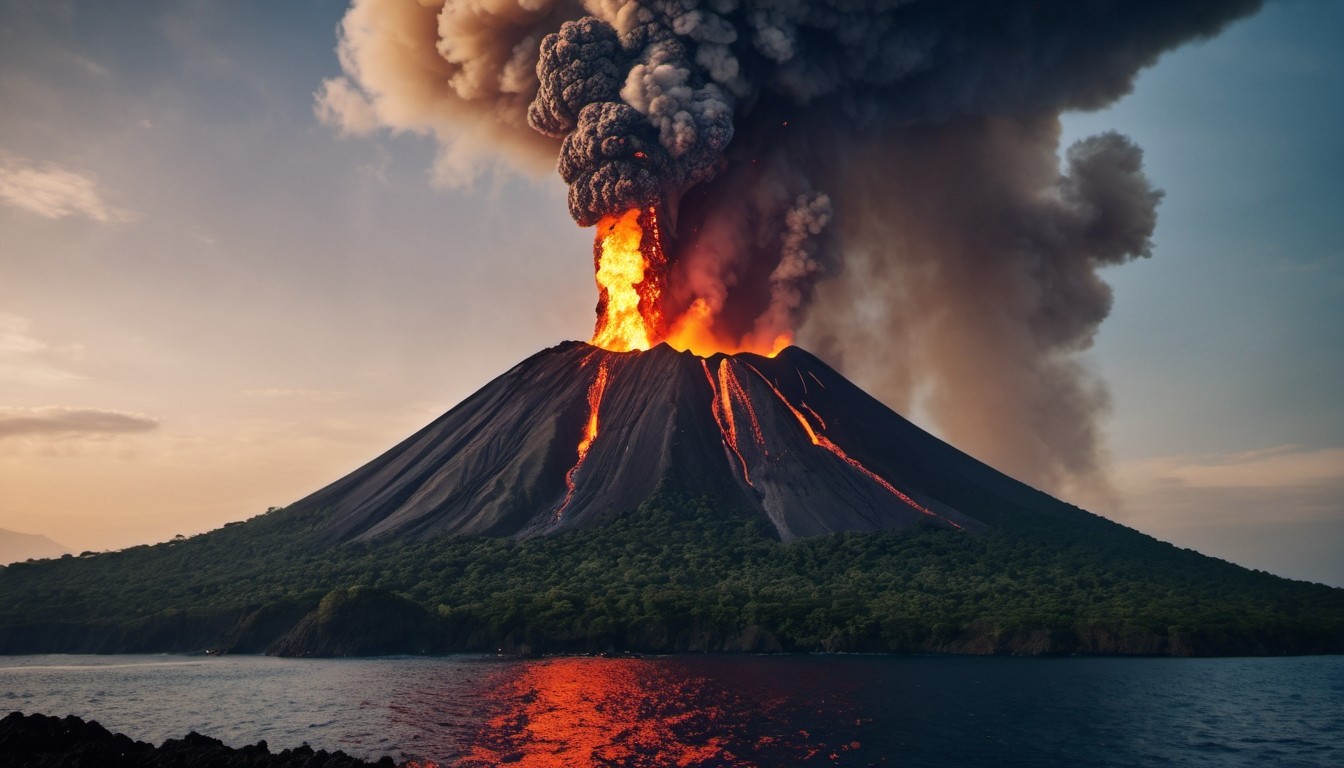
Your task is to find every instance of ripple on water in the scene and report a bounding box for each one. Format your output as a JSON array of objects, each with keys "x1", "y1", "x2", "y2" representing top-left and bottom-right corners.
[{"x1": 0, "y1": 655, "x2": 1340, "y2": 767}]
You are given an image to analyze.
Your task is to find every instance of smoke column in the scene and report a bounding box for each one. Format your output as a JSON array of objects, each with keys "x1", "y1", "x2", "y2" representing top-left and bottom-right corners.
[{"x1": 318, "y1": 0, "x2": 1262, "y2": 498}]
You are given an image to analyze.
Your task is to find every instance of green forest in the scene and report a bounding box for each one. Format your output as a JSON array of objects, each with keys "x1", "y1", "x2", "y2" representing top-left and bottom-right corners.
[{"x1": 2, "y1": 485, "x2": 1341, "y2": 657}]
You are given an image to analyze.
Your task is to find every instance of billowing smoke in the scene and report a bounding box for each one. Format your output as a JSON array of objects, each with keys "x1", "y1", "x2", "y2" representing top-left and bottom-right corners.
[
  {"x1": 532, "y1": 9, "x2": 735, "y2": 225},
  {"x1": 318, "y1": 0, "x2": 1262, "y2": 497},
  {"x1": 806, "y1": 119, "x2": 1164, "y2": 500}
]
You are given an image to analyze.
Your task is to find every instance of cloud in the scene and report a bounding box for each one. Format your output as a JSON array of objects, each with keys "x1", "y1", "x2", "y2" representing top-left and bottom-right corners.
[
  {"x1": 1119, "y1": 445, "x2": 1344, "y2": 495},
  {"x1": 0, "y1": 313, "x2": 85, "y2": 386},
  {"x1": 0, "y1": 153, "x2": 135, "y2": 222},
  {"x1": 1274, "y1": 253, "x2": 1341, "y2": 275},
  {"x1": 0, "y1": 407, "x2": 159, "y2": 439},
  {"x1": 312, "y1": 0, "x2": 559, "y2": 186},
  {"x1": 314, "y1": 77, "x2": 381, "y2": 137},
  {"x1": 0, "y1": 314, "x2": 48, "y2": 356},
  {"x1": 1109, "y1": 445, "x2": 1344, "y2": 586},
  {"x1": 1109, "y1": 445, "x2": 1344, "y2": 538}
]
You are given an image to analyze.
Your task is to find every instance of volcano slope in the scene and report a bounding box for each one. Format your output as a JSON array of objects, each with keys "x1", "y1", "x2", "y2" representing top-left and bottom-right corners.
[
  {"x1": 1, "y1": 343, "x2": 1341, "y2": 656},
  {"x1": 290, "y1": 342, "x2": 984, "y2": 544}
]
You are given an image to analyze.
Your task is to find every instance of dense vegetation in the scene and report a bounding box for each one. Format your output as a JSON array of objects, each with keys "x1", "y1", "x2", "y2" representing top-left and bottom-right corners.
[{"x1": 2, "y1": 485, "x2": 1341, "y2": 656}]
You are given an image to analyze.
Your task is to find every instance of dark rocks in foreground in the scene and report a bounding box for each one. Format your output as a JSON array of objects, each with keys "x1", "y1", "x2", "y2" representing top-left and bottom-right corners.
[{"x1": 0, "y1": 711, "x2": 394, "y2": 768}]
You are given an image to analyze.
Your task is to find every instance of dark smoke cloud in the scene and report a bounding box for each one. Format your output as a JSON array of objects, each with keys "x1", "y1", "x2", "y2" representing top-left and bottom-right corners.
[
  {"x1": 319, "y1": 0, "x2": 1262, "y2": 498},
  {"x1": 527, "y1": 18, "x2": 624, "y2": 140},
  {"x1": 806, "y1": 118, "x2": 1163, "y2": 500},
  {"x1": 531, "y1": 11, "x2": 735, "y2": 224}
]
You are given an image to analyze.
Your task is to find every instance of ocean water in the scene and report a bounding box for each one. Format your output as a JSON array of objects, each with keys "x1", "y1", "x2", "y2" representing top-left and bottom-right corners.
[{"x1": 1, "y1": 654, "x2": 1340, "y2": 767}]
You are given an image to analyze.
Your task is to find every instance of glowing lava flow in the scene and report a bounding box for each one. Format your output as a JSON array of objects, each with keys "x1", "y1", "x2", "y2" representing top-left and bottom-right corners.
[
  {"x1": 800, "y1": 402, "x2": 827, "y2": 430},
  {"x1": 743, "y1": 364, "x2": 963, "y2": 530},
  {"x1": 720, "y1": 360, "x2": 766, "y2": 450},
  {"x1": 701, "y1": 359, "x2": 753, "y2": 487},
  {"x1": 557, "y1": 357, "x2": 612, "y2": 518}
]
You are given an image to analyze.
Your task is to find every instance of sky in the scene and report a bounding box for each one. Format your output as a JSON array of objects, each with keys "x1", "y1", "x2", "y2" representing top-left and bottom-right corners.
[{"x1": 1, "y1": 0, "x2": 1341, "y2": 585}]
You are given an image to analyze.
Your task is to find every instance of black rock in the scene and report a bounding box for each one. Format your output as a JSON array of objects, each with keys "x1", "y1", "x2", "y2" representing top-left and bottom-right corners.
[{"x1": 0, "y1": 712, "x2": 396, "y2": 768}]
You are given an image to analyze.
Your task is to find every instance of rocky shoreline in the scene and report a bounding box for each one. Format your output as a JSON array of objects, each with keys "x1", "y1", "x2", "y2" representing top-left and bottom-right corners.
[{"x1": 0, "y1": 712, "x2": 396, "y2": 768}]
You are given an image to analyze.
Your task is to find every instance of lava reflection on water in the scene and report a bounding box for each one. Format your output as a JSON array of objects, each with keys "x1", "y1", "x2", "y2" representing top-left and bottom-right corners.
[{"x1": 454, "y1": 657, "x2": 836, "y2": 768}]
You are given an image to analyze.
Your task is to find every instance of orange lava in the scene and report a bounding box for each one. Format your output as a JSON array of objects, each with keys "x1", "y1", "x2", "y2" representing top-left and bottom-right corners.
[
  {"x1": 557, "y1": 357, "x2": 611, "y2": 518},
  {"x1": 457, "y1": 658, "x2": 736, "y2": 768},
  {"x1": 591, "y1": 208, "x2": 663, "y2": 352},
  {"x1": 720, "y1": 360, "x2": 766, "y2": 449},
  {"x1": 744, "y1": 363, "x2": 962, "y2": 530},
  {"x1": 702, "y1": 359, "x2": 753, "y2": 487},
  {"x1": 666, "y1": 299, "x2": 791, "y2": 358},
  {"x1": 588, "y1": 210, "x2": 788, "y2": 358},
  {"x1": 800, "y1": 401, "x2": 827, "y2": 430}
]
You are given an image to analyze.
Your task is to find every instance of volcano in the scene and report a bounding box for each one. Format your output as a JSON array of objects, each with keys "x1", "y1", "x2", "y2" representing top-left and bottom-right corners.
[
  {"x1": 6, "y1": 341, "x2": 1343, "y2": 659},
  {"x1": 289, "y1": 341, "x2": 1076, "y2": 544}
]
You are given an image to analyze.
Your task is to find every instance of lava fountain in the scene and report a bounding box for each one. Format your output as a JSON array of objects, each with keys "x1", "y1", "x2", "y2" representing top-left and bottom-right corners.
[
  {"x1": 590, "y1": 207, "x2": 666, "y2": 353},
  {"x1": 588, "y1": 208, "x2": 788, "y2": 358}
]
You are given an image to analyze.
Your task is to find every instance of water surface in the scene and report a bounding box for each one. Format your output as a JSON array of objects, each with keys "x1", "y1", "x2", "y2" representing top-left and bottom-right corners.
[{"x1": 2, "y1": 654, "x2": 1340, "y2": 766}]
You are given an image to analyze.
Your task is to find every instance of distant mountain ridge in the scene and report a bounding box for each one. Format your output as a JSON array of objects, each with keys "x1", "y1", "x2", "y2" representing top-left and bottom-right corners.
[{"x1": 0, "y1": 529, "x2": 68, "y2": 565}]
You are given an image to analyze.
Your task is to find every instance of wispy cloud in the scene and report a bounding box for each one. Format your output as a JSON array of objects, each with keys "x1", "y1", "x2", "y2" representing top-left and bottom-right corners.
[
  {"x1": 1110, "y1": 445, "x2": 1344, "y2": 586},
  {"x1": 1110, "y1": 444, "x2": 1344, "y2": 539},
  {"x1": 1119, "y1": 445, "x2": 1344, "y2": 493},
  {"x1": 0, "y1": 406, "x2": 159, "y2": 439},
  {"x1": 1274, "y1": 253, "x2": 1342, "y2": 275},
  {"x1": 0, "y1": 314, "x2": 48, "y2": 356},
  {"x1": 0, "y1": 153, "x2": 134, "y2": 222},
  {"x1": 0, "y1": 313, "x2": 86, "y2": 387},
  {"x1": 73, "y1": 55, "x2": 110, "y2": 79},
  {"x1": 314, "y1": 77, "x2": 380, "y2": 137}
]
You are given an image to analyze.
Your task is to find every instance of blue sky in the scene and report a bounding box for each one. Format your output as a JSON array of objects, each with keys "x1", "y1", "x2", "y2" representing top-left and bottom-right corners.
[
  {"x1": 1, "y1": 0, "x2": 1340, "y2": 585},
  {"x1": 1058, "y1": 0, "x2": 1343, "y2": 583}
]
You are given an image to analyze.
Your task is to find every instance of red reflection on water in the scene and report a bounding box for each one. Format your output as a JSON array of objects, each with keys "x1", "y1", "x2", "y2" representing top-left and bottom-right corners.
[{"x1": 456, "y1": 658, "x2": 750, "y2": 768}]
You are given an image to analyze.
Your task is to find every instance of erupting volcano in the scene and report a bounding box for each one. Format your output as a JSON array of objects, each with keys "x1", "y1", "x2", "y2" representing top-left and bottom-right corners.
[
  {"x1": 319, "y1": 0, "x2": 1265, "y2": 501},
  {"x1": 298, "y1": 0, "x2": 1274, "y2": 542}
]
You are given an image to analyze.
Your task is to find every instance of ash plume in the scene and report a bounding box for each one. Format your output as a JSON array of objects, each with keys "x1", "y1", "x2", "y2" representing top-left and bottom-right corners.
[{"x1": 318, "y1": 0, "x2": 1262, "y2": 497}]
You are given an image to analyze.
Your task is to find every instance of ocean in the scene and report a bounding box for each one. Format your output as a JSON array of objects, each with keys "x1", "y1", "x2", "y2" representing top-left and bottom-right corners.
[{"x1": 2, "y1": 654, "x2": 1340, "y2": 766}]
